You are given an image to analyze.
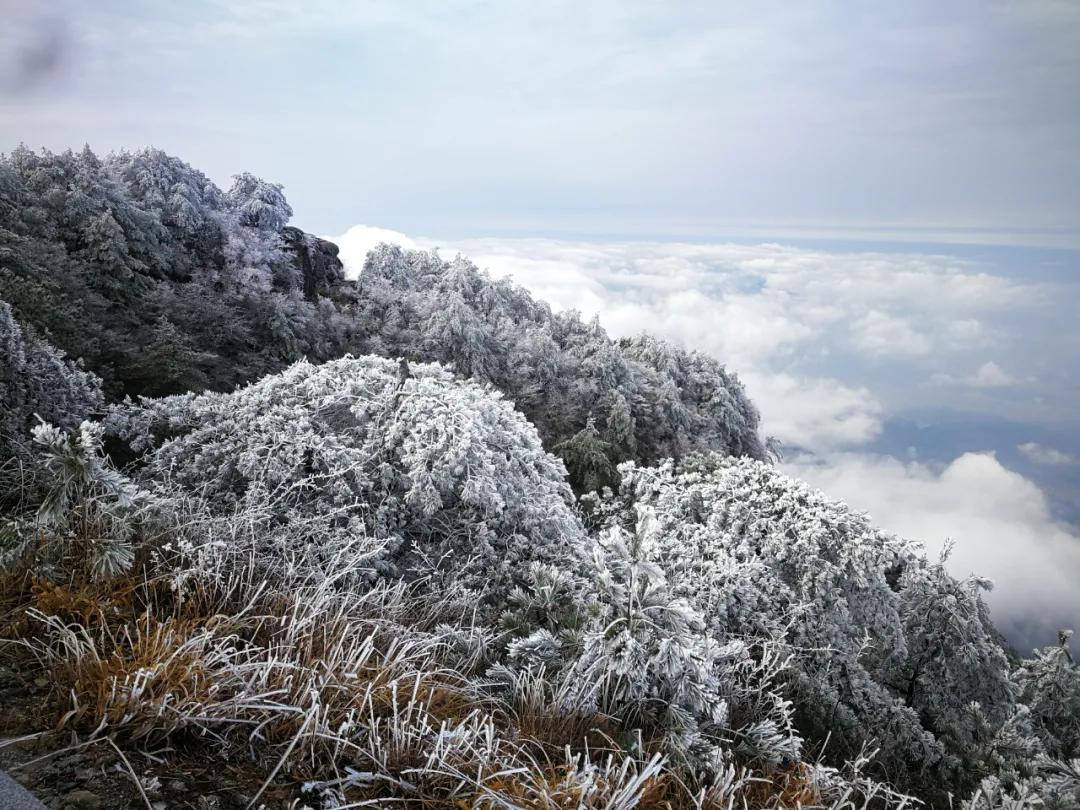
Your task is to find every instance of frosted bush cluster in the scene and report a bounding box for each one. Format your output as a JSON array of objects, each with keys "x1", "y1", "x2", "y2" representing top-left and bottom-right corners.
[
  {"x1": 104, "y1": 355, "x2": 591, "y2": 605},
  {"x1": 5, "y1": 348, "x2": 1078, "y2": 807},
  {"x1": 584, "y1": 454, "x2": 1079, "y2": 800}
]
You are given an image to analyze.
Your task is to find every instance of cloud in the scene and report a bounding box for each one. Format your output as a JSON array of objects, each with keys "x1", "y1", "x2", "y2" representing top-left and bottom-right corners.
[
  {"x1": 944, "y1": 318, "x2": 986, "y2": 346},
  {"x1": 851, "y1": 310, "x2": 932, "y2": 357},
  {"x1": 1018, "y1": 442, "x2": 1074, "y2": 466},
  {"x1": 783, "y1": 451, "x2": 1080, "y2": 652},
  {"x1": 329, "y1": 225, "x2": 419, "y2": 280},
  {"x1": 745, "y1": 372, "x2": 883, "y2": 449},
  {"x1": 932, "y1": 360, "x2": 1016, "y2": 389},
  {"x1": 969, "y1": 361, "x2": 1015, "y2": 388}
]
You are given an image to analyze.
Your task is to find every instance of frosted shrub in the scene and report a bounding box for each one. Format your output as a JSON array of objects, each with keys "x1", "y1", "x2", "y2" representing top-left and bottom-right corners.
[
  {"x1": 104, "y1": 355, "x2": 592, "y2": 605},
  {"x1": 0, "y1": 300, "x2": 103, "y2": 455},
  {"x1": 590, "y1": 509, "x2": 795, "y2": 768},
  {"x1": 1014, "y1": 632, "x2": 1080, "y2": 760},
  {"x1": 1, "y1": 421, "x2": 150, "y2": 579},
  {"x1": 964, "y1": 758, "x2": 1080, "y2": 810},
  {"x1": 501, "y1": 504, "x2": 802, "y2": 778},
  {"x1": 590, "y1": 453, "x2": 1024, "y2": 794},
  {"x1": 893, "y1": 547, "x2": 1016, "y2": 788}
]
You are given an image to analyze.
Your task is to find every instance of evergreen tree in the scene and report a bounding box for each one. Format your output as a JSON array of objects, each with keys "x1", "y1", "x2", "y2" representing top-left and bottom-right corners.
[{"x1": 554, "y1": 414, "x2": 616, "y2": 493}]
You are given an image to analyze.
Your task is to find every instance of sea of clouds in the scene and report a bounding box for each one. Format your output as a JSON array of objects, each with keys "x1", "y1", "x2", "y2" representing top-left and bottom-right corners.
[{"x1": 331, "y1": 224, "x2": 1080, "y2": 652}]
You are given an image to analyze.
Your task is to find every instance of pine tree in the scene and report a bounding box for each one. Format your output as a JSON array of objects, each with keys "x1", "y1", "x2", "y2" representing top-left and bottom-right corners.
[
  {"x1": 226, "y1": 171, "x2": 293, "y2": 232},
  {"x1": 554, "y1": 414, "x2": 616, "y2": 493},
  {"x1": 604, "y1": 390, "x2": 637, "y2": 461}
]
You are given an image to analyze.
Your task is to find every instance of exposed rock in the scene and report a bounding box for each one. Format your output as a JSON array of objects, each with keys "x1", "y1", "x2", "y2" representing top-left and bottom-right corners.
[{"x1": 280, "y1": 226, "x2": 345, "y2": 300}]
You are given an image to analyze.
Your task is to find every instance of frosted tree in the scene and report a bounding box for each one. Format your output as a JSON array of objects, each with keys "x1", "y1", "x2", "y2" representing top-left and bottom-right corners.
[
  {"x1": 351, "y1": 243, "x2": 769, "y2": 490},
  {"x1": 0, "y1": 300, "x2": 103, "y2": 453},
  {"x1": 422, "y1": 257, "x2": 500, "y2": 380},
  {"x1": 604, "y1": 390, "x2": 638, "y2": 461},
  {"x1": 890, "y1": 547, "x2": 1016, "y2": 787},
  {"x1": 226, "y1": 171, "x2": 293, "y2": 232},
  {"x1": 1014, "y1": 632, "x2": 1080, "y2": 760},
  {"x1": 108, "y1": 147, "x2": 228, "y2": 268},
  {"x1": 1, "y1": 145, "x2": 349, "y2": 401},
  {"x1": 619, "y1": 333, "x2": 766, "y2": 461},
  {"x1": 554, "y1": 414, "x2": 616, "y2": 493},
  {"x1": 121, "y1": 315, "x2": 217, "y2": 396}
]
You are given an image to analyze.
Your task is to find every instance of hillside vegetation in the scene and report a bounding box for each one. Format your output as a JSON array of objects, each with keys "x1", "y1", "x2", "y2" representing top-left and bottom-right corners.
[{"x1": 1, "y1": 146, "x2": 1078, "y2": 809}]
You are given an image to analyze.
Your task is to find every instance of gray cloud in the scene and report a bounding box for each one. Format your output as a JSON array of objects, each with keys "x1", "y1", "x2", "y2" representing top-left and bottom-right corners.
[{"x1": 2, "y1": 1, "x2": 1078, "y2": 242}]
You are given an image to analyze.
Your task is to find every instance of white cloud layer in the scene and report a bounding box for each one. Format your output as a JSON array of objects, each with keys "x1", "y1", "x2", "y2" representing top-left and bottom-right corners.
[{"x1": 784, "y1": 451, "x2": 1080, "y2": 652}]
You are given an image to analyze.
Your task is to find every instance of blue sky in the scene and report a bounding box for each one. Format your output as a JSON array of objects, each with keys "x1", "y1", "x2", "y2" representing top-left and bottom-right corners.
[{"x1": 2, "y1": 0, "x2": 1079, "y2": 649}]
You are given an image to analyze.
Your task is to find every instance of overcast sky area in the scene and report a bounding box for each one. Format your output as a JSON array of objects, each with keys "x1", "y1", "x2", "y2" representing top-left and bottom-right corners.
[{"x1": 2, "y1": 0, "x2": 1078, "y2": 650}]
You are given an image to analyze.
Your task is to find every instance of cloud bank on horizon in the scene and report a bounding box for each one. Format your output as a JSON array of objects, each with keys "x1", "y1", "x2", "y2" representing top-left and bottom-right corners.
[{"x1": 331, "y1": 224, "x2": 1080, "y2": 650}]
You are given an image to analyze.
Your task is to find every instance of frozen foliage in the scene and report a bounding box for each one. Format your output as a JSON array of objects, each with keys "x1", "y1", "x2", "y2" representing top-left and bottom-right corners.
[
  {"x1": 0, "y1": 420, "x2": 151, "y2": 578},
  {"x1": 1, "y1": 145, "x2": 766, "y2": 493},
  {"x1": 1014, "y1": 633, "x2": 1080, "y2": 760},
  {"x1": 0, "y1": 299, "x2": 102, "y2": 457},
  {"x1": 2, "y1": 354, "x2": 1058, "y2": 806},
  {"x1": 964, "y1": 758, "x2": 1080, "y2": 810},
  {"x1": 3, "y1": 415, "x2": 919, "y2": 809},
  {"x1": 225, "y1": 171, "x2": 293, "y2": 232},
  {"x1": 568, "y1": 507, "x2": 802, "y2": 772},
  {"x1": 0, "y1": 145, "x2": 349, "y2": 397},
  {"x1": 2, "y1": 144, "x2": 1074, "y2": 807},
  {"x1": 586, "y1": 454, "x2": 1031, "y2": 798},
  {"x1": 354, "y1": 244, "x2": 767, "y2": 490},
  {"x1": 104, "y1": 355, "x2": 591, "y2": 604}
]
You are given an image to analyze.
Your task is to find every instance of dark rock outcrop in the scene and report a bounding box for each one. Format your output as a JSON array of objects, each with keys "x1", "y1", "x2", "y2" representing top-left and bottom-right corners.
[{"x1": 281, "y1": 226, "x2": 345, "y2": 300}]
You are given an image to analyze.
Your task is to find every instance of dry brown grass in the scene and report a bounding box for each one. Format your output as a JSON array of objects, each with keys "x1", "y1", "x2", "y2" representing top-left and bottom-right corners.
[
  {"x1": 0, "y1": 550, "x2": 883, "y2": 810},
  {"x1": 510, "y1": 699, "x2": 619, "y2": 756},
  {"x1": 737, "y1": 763, "x2": 827, "y2": 809},
  {"x1": 47, "y1": 611, "x2": 226, "y2": 735},
  {"x1": 471, "y1": 764, "x2": 674, "y2": 809}
]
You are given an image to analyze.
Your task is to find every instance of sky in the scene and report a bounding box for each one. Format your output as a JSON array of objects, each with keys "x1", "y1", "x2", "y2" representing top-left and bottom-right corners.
[
  {"x1": 2, "y1": 0, "x2": 1079, "y2": 246},
  {"x1": 2, "y1": 0, "x2": 1079, "y2": 650}
]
